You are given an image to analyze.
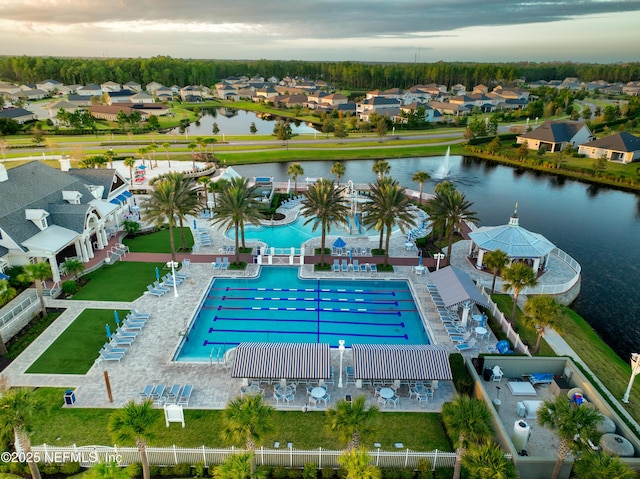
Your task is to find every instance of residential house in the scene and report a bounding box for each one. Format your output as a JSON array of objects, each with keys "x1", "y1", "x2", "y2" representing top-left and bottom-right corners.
[
  {"x1": 77, "y1": 84, "x2": 103, "y2": 97},
  {"x1": 154, "y1": 87, "x2": 173, "y2": 102},
  {"x1": 46, "y1": 100, "x2": 83, "y2": 123},
  {"x1": 180, "y1": 85, "x2": 203, "y2": 102},
  {"x1": 12, "y1": 88, "x2": 48, "y2": 102},
  {"x1": 145, "y1": 81, "x2": 164, "y2": 94},
  {"x1": 89, "y1": 104, "x2": 148, "y2": 121},
  {"x1": 35, "y1": 79, "x2": 63, "y2": 92},
  {"x1": 393, "y1": 102, "x2": 444, "y2": 124},
  {"x1": 428, "y1": 101, "x2": 470, "y2": 117},
  {"x1": 101, "y1": 81, "x2": 121, "y2": 92},
  {"x1": 0, "y1": 107, "x2": 37, "y2": 124},
  {"x1": 107, "y1": 90, "x2": 135, "y2": 104},
  {"x1": 450, "y1": 84, "x2": 466, "y2": 95},
  {"x1": 0, "y1": 161, "x2": 129, "y2": 283},
  {"x1": 623, "y1": 81, "x2": 640, "y2": 96},
  {"x1": 448, "y1": 93, "x2": 497, "y2": 112},
  {"x1": 255, "y1": 86, "x2": 279, "y2": 100},
  {"x1": 0, "y1": 82, "x2": 23, "y2": 95},
  {"x1": 129, "y1": 92, "x2": 154, "y2": 104},
  {"x1": 578, "y1": 132, "x2": 640, "y2": 163},
  {"x1": 472, "y1": 84, "x2": 489, "y2": 94},
  {"x1": 517, "y1": 120, "x2": 593, "y2": 152},
  {"x1": 356, "y1": 97, "x2": 401, "y2": 119},
  {"x1": 123, "y1": 81, "x2": 142, "y2": 92},
  {"x1": 66, "y1": 95, "x2": 92, "y2": 107},
  {"x1": 270, "y1": 94, "x2": 307, "y2": 108},
  {"x1": 216, "y1": 83, "x2": 241, "y2": 101},
  {"x1": 320, "y1": 93, "x2": 348, "y2": 107}
]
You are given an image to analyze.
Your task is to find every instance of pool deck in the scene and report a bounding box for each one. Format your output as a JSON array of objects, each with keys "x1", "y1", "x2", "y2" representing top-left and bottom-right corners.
[{"x1": 1, "y1": 203, "x2": 575, "y2": 414}]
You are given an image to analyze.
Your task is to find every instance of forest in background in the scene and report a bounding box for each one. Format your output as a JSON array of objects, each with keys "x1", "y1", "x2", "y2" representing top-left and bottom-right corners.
[{"x1": 1, "y1": 56, "x2": 639, "y2": 90}]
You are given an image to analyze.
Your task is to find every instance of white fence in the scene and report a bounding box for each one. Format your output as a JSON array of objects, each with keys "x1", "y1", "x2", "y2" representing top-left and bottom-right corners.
[
  {"x1": 30, "y1": 445, "x2": 456, "y2": 470},
  {"x1": 0, "y1": 289, "x2": 40, "y2": 342},
  {"x1": 479, "y1": 288, "x2": 531, "y2": 356}
]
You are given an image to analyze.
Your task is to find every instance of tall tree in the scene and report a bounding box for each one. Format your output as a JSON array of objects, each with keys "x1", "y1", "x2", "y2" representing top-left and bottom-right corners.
[
  {"x1": 211, "y1": 177, "x2": 262, "y2": 262},
  {"x1": 371, "y1": 160, "x2": 390, "y2": 179},
  {"x1": 462, "y1": 443, "x2": 517, "y2": 479},
  {"x1": 330, "y1": 161, "x2": 346, "y2": 187},
  {"x1": 300, "y1": 178, "x2": 349, "y2": 266},
  {"x1": 537, "y1": 396, "x2": 603, "y2": 479},
  {"x1": 287, "y1": 163, "x2": 305, "y2": 194},
  {"x1": 143, "y1": 177, "x2": 183, "y2": 261},
  {"x1": 572, "y1": 451, "x2": 637, "y2": 479},
  {"x1": 325, "y1": 396, "x2": 380, "y2": 451},
  {"x1": 220, "y1": 395, "x2": 275, "y2": 479},
  {"x1": 501, "y1": 262, "x2": 538, "y2": 320},
  {"x1": 429, "y1": 188, "x2": 478, "y2": 259},
  {"x1": 523, "y1": 294, "x2": 564, "y2": 354},
  {"x1": 197, "y1": 176, "x2": 212, "y2": 211},
  {"x1": 483, "y1": 249, "x2": 509, "y2": 295},
  {"x1": 188, "y1": 142, "x2": 197, "y2": 168},
  {"x1": 18, "y1": 261, "x2": 52, "y2": 316},
  {"x1": 124, "y1": 157, "x2": 136, "y2": 187},
  {"x1": 161, "y1": 142, "x2": 171, "y2": 167},
  {"x1": 0, "y1": 388, "x2": 43, "y2": 479},
  {"x1": 214, "y1": 453, "x2": 265, "y2": 479},
  {"x1": 108, "y1": 399, "x2": 159, "y2": 479},
  {"x1": 104, "y1": 148, "x2": 115, "y2": 169},
  {"x1": 61, "y1": 258, "x2": 85, "y2": 281},
  {"x1": 442, "y1": 395, "x2": 494, "y2": 479},
  {"x1": 412, "y1": 171, "x2": 431, "y2": 205},
  {"x1": 338, "y1": 448, "x2": 382, "y2": 479},
  {"x1": 375, "y1": 117, "x2": 388, "y2": 142}
]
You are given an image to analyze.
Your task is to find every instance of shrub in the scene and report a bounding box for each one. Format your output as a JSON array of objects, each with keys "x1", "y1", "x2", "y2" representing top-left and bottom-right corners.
[
  {"x1": 320, "y1": 467, "x2": 335, "y2": 479},
  {"x1": 398, "y1": 468, "x2": 415, "y2": 479},
  {"x1": 272, "y1": 466, "x2": 289, "y2": 479},
  {"x1": 288, "y1": 468, "x2": 302, "y2": 479},
  {"x1": 193, "y1": 462, "x2": 206, "y2": 478},
  {"x1": 43, "y1": 463, "x2": 60, "y2": 475},
  {"x1": 125, "y1": 463, "x2": 142, "y2": 478},
  {"x1": 5, "y1": 265, "x2": 31, "y2": 289},
  {"x1": 381, "y1": 468, "x2": 400, "y2": 479},
  {"x1": 416, "y1": 459, "x2": 431, "y2": 479},
  {"x1": 449, "y1": 353, "x2": 473, "y2": 396},
  {"x1": 62, "y1": 280, "x2": 79, "y2": 296},
  {"x1": 149, "y1": 465, "x2": 163, "y2": 477},
  {"x1": 303, "y1": 463, "x2": 318, "y2": 479},
  {"x1": 60, "y1": 461, "x2": 81, "y2": 475},
  {"x1": 173, "y1": 463, "x2": 192, "y2": 477}
]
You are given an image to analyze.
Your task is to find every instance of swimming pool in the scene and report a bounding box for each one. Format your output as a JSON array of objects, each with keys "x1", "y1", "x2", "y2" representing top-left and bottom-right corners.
[
  {"x1": 174, "y1": 267, "x2": 430, "y2": 362},
  {"x1": 226, "y1": 215, "x2": 376, "y2": 248}
]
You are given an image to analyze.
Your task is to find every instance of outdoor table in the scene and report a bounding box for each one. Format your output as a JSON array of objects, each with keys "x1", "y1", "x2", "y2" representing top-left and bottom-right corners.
[
  {"x1": 404, "y1": 242, "x2": 414, "y2": 250},
  {"x1": 600, "y1": 433, "x2": 634, "y2": 457},
  {"x1": 379, "y1": 387, "x2": 395, "y2": 399},
  {"x1": 276, "y1": 385, "x2": 293, "y2": 396},
  {"x1": 311, "y1": 387, "x2": 326, "y2": 399},
  {"x1": 475, "y1": 326, "x2": 488, "y2": 338},
  {"x1": 414, "y1": 265, "x2": 425, "y2": 275}
]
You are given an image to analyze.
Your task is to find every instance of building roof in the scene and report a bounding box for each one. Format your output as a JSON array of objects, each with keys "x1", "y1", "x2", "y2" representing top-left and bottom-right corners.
[
  {"x1": 0, "y1": 108, "x2": 34, "y2": 119},
  {"x1": 352, "y1": 344, "x2": 453, "y2": 381},
  {"x1": 520, "y1": 120, "x2": 586, "y2": 143},
  {"x1": 580, "y1": 132, "x2": 640, "y2": 152},
  {"x1": 232, "y1": 342, "x2": 330, "y2": 379},
  {"x1": 469, "y1": 210, "x2": 556, "y2": 258},
  {"x1": 430, "y1": 266, "x2": 490, "y2": 308}
]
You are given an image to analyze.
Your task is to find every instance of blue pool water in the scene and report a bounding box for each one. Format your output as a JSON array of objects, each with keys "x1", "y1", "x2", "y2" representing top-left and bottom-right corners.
[
  {"x1": 175, "y1": 267, "x2": 429, "y2": 362},
  {"x1": 226, "y1": 215, "x2": 376, "y2": 248}
]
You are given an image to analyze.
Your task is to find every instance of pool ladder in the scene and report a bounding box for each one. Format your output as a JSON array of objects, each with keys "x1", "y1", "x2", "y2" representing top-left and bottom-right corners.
[{"x1": 210, "y1": 345, "x2": 227, "y2": 365}]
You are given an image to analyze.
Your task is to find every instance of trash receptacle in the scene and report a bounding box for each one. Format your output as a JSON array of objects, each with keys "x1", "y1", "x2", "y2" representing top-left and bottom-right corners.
[
  {"x1": 483, "y1": 367, "x2": 492, "y2": 381},
  {"x1": 492, "y1": 399, "x2": 501, "y2": 413},
  {"x1": 64, "y1": 389, "x2": 76, "y2": 405}
]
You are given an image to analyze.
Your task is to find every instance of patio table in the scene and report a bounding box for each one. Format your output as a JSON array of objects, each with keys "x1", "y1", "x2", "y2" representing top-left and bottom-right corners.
[
  {"x1": 311, "y1": 387, "x2": 326, "y2": 399},
  {"x1": 379, "y1": 387, "x2": 395, "y2": 399}
]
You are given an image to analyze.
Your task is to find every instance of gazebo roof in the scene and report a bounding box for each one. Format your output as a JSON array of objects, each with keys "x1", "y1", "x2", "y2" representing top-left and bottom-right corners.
[{"x1": 469, "y1": 209, "x2": 555, "y2": 258}]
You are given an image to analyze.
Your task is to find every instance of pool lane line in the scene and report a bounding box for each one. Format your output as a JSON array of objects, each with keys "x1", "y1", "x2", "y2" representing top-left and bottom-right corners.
[
  {"x1": 209, "y1": 287, "x2": 404, "y2": 296},
  {"x1": 209, "y1": 306, "x2": 416, "y2": 315},
  {"x1": 206, "y1": 296, "x2": 408, "y2": 305},
  {"x1": 212, "y1": 315, "x2": 407, "y2": 327},
  {"x1": 206, "y1": 328, "x2": 409, "y2": 340},
  {"x1": 316, "y1": 278, "x2": 321, "y2": 342}
]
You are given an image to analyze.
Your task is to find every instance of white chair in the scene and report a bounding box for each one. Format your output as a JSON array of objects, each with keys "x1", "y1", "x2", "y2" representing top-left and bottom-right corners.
[{"x1": 491, "y1": 366, "x2": 504, "y2": 382}]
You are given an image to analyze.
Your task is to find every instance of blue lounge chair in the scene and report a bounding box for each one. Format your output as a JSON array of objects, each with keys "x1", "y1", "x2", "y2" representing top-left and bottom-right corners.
[
  {"x1": 146, "y1": 284, "x2": 165, "y2": 297},
  {"x1": 333, "y1": 259, "x2": 340, "y2": 272},
  {"x1": 110, "y1": 335, "x2": 134, "y2": 346},
  {"x1": 103, "y1": 342, "x2": 127, "y2": 355},
  {"x1": 140, "y1": 384, "x2": 154, "y2": 400},
  {"x1": 122, "y1": 319, "x2": 144, "y2": 331},
  {"x1": 98, "y1": 348, "x2": 124, "y2": 362},
  {"x1": 341, "y1": 259, "x2": 348, "y2": 272},
  {"x1": 130, "y1": 309, "x2": 151, "y2": 319},
  {"x1": 166, "y1": 384, "x2": 182, "y2": 404},
  {"x1": 353, "y1": 260, "x2": 360, "y2": 272},
  {"x1": 360, "y1": 262, "x2": 368, "y2": 272},
  {"x1": 212, "y1": 258, "x2": 222, "y2": 270},
  {"x1": 178, "y1": 384, "x2": 193, "y2": 406},
  {"x1": 115, "y1": 327, "x2": 137, "y2": 338},
  {"x1": 125, "y1": 313, "x2": 147, "y2": 324},
  {"x1": 153, "y1": 281, "x2": 170, "y2": 292},
  {"x1": 370, "y1": 263, "x2": 378, "y2": 273},
  {"x1": 456, "y1": 338, "x2": 478, "y2": 351},
  {"x1": 221, "y1": 257, "x2": 230, "y2": 270}
]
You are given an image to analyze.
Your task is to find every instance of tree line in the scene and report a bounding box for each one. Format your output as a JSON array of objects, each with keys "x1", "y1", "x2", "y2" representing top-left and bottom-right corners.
[{"x1": 1, "y1": 56, "x2": 639, "y2": 91}]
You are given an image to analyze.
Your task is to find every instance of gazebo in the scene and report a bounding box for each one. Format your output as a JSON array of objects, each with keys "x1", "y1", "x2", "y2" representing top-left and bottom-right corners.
[{"x1": 468, "y1": 206, "x2": 555, "y2": 273}]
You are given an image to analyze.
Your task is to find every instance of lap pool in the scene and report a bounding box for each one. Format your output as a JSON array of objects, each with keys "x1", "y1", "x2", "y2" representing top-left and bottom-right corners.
[{"x1": 174, "y1": 267, "x2": 430, "y2": 362}]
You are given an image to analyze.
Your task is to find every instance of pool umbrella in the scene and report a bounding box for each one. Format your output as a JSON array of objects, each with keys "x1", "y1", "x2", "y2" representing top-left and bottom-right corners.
[
  {"x1": 0, "y1": 272, "x2": 9, "y2": 281},
  {"x1": 333, "y1": 237, "x2": 346, "y2": 248},
  {"x1": 155, "y1": 267, "x2": 160, "y2": 280},
  {"x1": 113, "y1": 310, "x2": 120, "y2": 326},
  {"x1": 418, "y1": 251, "x2": 423, "y2": 266},
  {"x1": 105, "y1": 323, "x2": 112, "y2": 339},
  {"x1": 348, "y1": 249, "x2": 353, "y2": 264},
  {"x1": 193, "y1": 219, "x2": 197, "y2": 230}
]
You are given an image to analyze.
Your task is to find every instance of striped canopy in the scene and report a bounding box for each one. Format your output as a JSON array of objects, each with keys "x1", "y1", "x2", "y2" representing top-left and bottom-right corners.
[
  {"x1": 232, "y1": 342, "x2": 331, "y2": 380},
  {"x1": 352, "y1": 344, "x2": 452, "y2": 381}
]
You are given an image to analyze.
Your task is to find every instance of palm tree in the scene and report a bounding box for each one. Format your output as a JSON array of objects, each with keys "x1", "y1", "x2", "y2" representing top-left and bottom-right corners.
[
  {"x1": 88, "y1": 460, "x2": 130, "y2": 479},
  {"x1": 501, "y1": 262, "x2": 538, "y2": 320},
  {"x1": 442, "y1": 395, "x2": 493, "y2": 479},
  {"x1": 331, "y1": 161, "x2": 346, "y2": 186},
  {"x1": 213, "y1": 453, "x2": 265, "y2": 479},
  {"x1": 371, "y1": 160, "x2": 390, "y2": 179},
  {"x1": 483, "y1": 249, "x2": 509, "y2": 295},
  {"x1": 0, "y1": 388, "x2": 43, "y2": 479},
  {"x1": 197, "y1": 176, "x2": 212, "y2": 211},
  {"x1": 537, "y1": 396, "x2": 603, "y2": 479},
  {"x1": 169, "y1": 173, "x2": 201, "y2": 251},
  {"x1": 523, "y1": 295, "x2": 564, "y2": 354},
  {"x1": 287, "y1": 163, "x2": 305, "y2": 194},
  {"x1": 124, "y1": 157, "x2": 136, "y2": 187},
  {"x1": 161, "y1": 142, "x2": 171, "y2": 167},
  {"x1": 18, "y1": 261, "x2": 52, "y2": 316},
  {"x1": 204, "y1": 137, "x2": 217, "y2": 159},
  {"x1": 148, "y1": 142, "x2": 158, "y2": 168},
  {"x1": 462, "y1": 443, "x2": 517, "y2": 479},
  {"x1": 211, "y1": 177, "x2": 262, "y2": 263},
  {"x1": 209, "y1": 178, "x2": 229, "y2": 209},
  {"x1": 61, "y1": 258, "x2": 85, "y2": 281},
  {"x1": 104, "y1": 148, "x2": 115, "y2": 169},
  {"x1": 143, "y1": 177, "x2": 182, "y2": 262},
  {"x1": 412, "y1": 171, "x2": 430, "y2": 205},
  {"x1": 362, "y1": 177, "x2": 417, "y2": 267},
  {"x1": 220, "y1": 395, "x2": 275, "y2": 479},
  {"x1": 338, "y1": 448, "x2": 381, "y2": 479},
  {"x1": 429, "y1": 188, "x2": 479, "y2": 259},
  {"x1": 325, "y1": 396, "x2": 380, "y2": 451},
  {"x1": 108, "y1": 399, "x2": 159, "y2": 479},
  {"x1": 137, "y1": 146, "x2": 148, "y2": 167},
  {"x1": 188, "y1": 142, "x2": 197, "y2": 168},
  {"x1": 300, "y1": 178, "x2": 349, "y2": 266},
  {"x1": 572, "y1": 451, "x2": 637, "y2": 479}
]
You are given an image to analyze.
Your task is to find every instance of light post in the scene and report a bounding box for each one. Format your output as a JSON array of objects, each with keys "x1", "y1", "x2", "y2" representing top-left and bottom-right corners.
[
  {"x1": 622, "y1": 353, "x2": 640, "y2": 403},
  {"x1": 338, "y1": 339, "x2": 345, "y2": 388},
  {"x1": 170, "y1": 261, "x2": 179, "y2": 298},
  {"x1": 434, "y1": 252, "x2": 445, "y2": 271}
]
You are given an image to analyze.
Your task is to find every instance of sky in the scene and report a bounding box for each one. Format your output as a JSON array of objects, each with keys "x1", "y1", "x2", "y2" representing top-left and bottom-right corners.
[{"x1": 1, "y1": 0, "x2": 639, "y2": 63}]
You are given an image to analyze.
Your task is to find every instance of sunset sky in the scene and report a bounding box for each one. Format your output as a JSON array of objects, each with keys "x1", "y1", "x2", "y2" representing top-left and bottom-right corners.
[{"x1": 1, "y1": 0, "x2": 639, "y2": 63}]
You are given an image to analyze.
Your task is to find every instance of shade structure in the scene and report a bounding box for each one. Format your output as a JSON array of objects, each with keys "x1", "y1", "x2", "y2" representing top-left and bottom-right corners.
[
  {"x1": 105, "y1": 323, "x2": 111, "y2": 339},
  {"x1": 352, "y1": 344, "x2": 452, "y2": 381},
  {"x1": 109, "y1": 190, "x2": 132, "y2": 205},
  {"x1": 430, "y1": 266, "x2": 489, "y2": 309},
  {"x1": 232, "y1": 342, "x2": 331, "y2": 380},
  {"x1": 333, "y1": 237, "x2": 346, "y2": 248},
  {"x1": 113, "y1": 310, "x2": 120, "y2": 325},
  {"x1": 155, "y1": 267, "x2": 160, "y2": 280},
  {"x1": 418, "y1": 252, "x2": 423, "y2": 266}
]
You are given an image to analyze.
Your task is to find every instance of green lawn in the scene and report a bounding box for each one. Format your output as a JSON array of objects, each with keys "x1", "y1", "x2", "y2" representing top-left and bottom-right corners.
[
  {"x1": 71, "y1": 261, "x2": 166, "y2": 301},
  {"x1": 26, "y1": 309, "x2": 125, "y2": 374},
  {"x1": 123, "y1": 227, "x2": 194, "y2": 253},
  {"x1": 30, "y1": 388, "x2": 450, "y2": 451}
]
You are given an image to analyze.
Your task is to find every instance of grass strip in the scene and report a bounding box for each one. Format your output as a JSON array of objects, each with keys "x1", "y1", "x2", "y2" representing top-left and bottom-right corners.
[
  {"x1": 26, "y1": 309, "x2": 125, "y2": 375},
  {"x1": 123, "y1": 227, "x2": 194, "y2": 254}
]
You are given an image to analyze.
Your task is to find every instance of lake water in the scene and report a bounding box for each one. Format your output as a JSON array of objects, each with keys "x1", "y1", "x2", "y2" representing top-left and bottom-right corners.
[
  {"x1": 168, "y1": 107, "x2": 318, "y2": 136},
  {"x1": 232, "y1": 156, "x2": 640, "y2": 361}
]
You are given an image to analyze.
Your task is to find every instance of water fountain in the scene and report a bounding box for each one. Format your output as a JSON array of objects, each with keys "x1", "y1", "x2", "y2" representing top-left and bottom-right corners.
[{"x1": 435, "y1": 146, "x2": 451, "y2": 179}]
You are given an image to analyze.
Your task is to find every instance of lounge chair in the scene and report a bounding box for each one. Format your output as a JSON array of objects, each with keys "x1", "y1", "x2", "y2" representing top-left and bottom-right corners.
[
  {"x1": 110, "y1": 335, "x2": 134, "y2": 346},
  {"x1": 360, "y1": 262, "x2": 369, "y2": 272},
  {"x1": 333, "y1": 259, "x2": 340, "y2": 272},
  {"x1": 150, "y1": 384, "x2": 166, "y2": 404},
  {"x1": 130, "y1": 309, "x2": 151, "y2": 319},
  {"x1": 125, "y1": 313, "x2": 147, "y2": 325},
  {"x1": 529, "y1": 373, "x2": 554, "y2": 385},
  {"x1": 166, "y1": 384, "x2": 182, "y2": 404},
  {"x1": 115, "y1": 327, "x2": 138, "y2": 338},
  {"x1": 153, "y1": 281, "x2": 170, "y2": 292},
  {"x1": 146, "y1": 284, "x2": 165, "y2": 297},
  {"x1": 353, "y1": 260, "x2": 360, "y2": 272},
  {"x1": 177, "y1": 384, "x2": 193, "y2": 406},
  {"x1": 98, "y1": 348, "x2": 124, "y2": 362},
  {"x1": 140, "y1": 384, "x2": 154, "y2": 400},
  {"x1": 456, "y1": 338, "x2": 478, "y2": 351},
  {"x1": 212, "y1": 258, "x2": 222, "y2": 270},
  {"x1": 103, "y1": 342, "x2": 127, "y2": 355},
  {"x1": 370, "y1": 263, "x2": 378, "y2": 274},
  {"x1": 449, "y1": 332, "x2": 472, "y2": 344},
  {"x1": 341, "y1": 259, "x2": 348, "y2": 272},
  {"x1": 221, "y1": 257, "x2": 230, "y2": 270},
  {"x1": 122, "y1": 319, "x2": 144, "y2": 331}
]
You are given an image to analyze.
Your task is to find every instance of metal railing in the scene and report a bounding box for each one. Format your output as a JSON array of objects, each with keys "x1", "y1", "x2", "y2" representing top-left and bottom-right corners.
[
  {"x1": 479, "y1": 288, "x2": 531, "y2": 356},
  {"x1": 30, "y1": 445, "x2": 457, "y2": 470},
  {"x1": 0, "y1": 290, "x2": 38, "y2": 327}
]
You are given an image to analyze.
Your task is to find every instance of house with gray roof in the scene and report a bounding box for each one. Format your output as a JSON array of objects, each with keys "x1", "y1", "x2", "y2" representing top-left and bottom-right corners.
[
  {"x1": 516, "y1": 120, "x2": 593, "y2": 153},
  {"x1": 0, "y1": 161, "x2": 130, "y2": 282},
  {"x1": 77, "y1": 84, "x2": 103, "y2": 97},
  {"x1": 0, "y1": 108, "x2": 36, "y2": 124},
  {"x1": 578, "y1": 132, "x2": 640, "y2": 163}
]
